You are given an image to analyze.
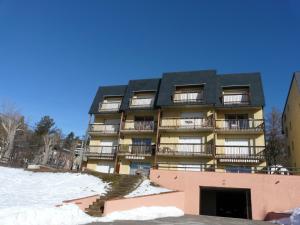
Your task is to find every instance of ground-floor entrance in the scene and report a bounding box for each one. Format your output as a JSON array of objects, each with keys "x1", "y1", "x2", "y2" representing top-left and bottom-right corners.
[{"x1": 200, "y1": 187, "x2": 252, "y2": 219}]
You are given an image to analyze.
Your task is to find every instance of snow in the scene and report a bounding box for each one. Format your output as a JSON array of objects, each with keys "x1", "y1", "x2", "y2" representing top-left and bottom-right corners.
[
  {"x1": 125, "y1": 179, "x2": 172, "y2": 198},
  {"x1": 0, "y1": 167, "x2": 183, "y2": 225},
  {"x1": 272, "y1": 207, "x2": 300, "y2": 225}
]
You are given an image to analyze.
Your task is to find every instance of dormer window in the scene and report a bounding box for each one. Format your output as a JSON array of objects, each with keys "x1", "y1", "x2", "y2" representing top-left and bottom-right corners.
[
  {"x1": 130, "y1": 91, "x2": 155, "y2": 108},
  {"x1": 222, "y1": 87, "x2": 250, "y2": 105},
  {"x1": 99, "y1": 96, "x2": 122, "y2": 112},
  {"x1": 173, "y1": 85, "x2": 204, "y2": 103}
]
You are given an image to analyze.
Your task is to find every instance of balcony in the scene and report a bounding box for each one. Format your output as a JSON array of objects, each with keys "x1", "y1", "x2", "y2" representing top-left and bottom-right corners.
[
  {"x1": 85, "y1": 146, "x2": 117, "y2": 160},
  {"x1": 129, "y1": 97, "x2": 154, "y2": 109},
  {"x1": 99, "y1": 101, "x2": 121, "y2": 112},
  {"x1": 118, "y1": 144, "x2": 155, "y2": 158},
  {"x1": 215, "y1": 145, "x2": 265, "y2": 163},
  {"x1": 88, "y1": 123, "x2": 119, "y2": 136},
  {"x1": 221, "y1": 93, "x2": 250, "y2": 105},
  {"x1": 215, "y1": 119, "x2": 264, "y2": 133},
  {"x1": 173, "y1": 90, "x2": 204, "y2": 104},
  {"x1": 157, "y1": 143, "x2": 213, "y2": 157},
  {"x1": 159, "y1": 117, "x2": 213, "y2": 132},
  {"x1": 121, "y1": 121, "x2": 156, "y2": 133}
]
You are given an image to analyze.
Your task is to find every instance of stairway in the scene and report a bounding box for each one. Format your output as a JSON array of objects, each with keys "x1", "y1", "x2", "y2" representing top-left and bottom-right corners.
[{"x1": 84, "y1": 170, "x2": 143, "y2": 217}]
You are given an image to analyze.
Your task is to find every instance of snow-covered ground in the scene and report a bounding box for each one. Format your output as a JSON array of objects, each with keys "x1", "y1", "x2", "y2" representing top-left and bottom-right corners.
[
  {"x1": 272, "y1": 207, "x2": 300, "y2": 225},
  {"x1": 125, "y1": 179, "x2": 172, "y2": 198},
  {"x1": 0, "y1": 167, "x2": 183, "y2": 225}
]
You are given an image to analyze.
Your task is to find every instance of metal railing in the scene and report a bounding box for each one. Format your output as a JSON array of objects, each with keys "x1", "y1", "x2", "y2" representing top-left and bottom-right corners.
[
  {"x1": 221, "y1": 93, "x2": 250, "y2": 105},
  {"x1": 173, "y1": 91, "x2": 204, "y2": 104},
  {"x1": 118, "y1": 144, "x2": 155, "y2": 155},
  {"x1": 153, "y1": 164, "x2": 300, "y2": 175},
  {"x1": 85, "y1": 146, "x2": 118, "y2": 158},
  {"x1": 89, "y1": 123, "x2": 119, "y2": 133},
  {"x1": 215, "y1": 145, "x2": 265, "y2": 159},
  {"x1": 99, "y1": 101, "x2": 121, "y2": 112},
  {"x1": 215, "y1": 119, "x2": 264, "y2": 130},
  {"x1": 129, "y1": 97, "x2": 154, "y2": 108},
  {"x1": 121, "y1": 121, "x2": 156, "y2": 131},
  {"x1": 158, "y1": 143, "x2": 213, "y2": 156},
  {"x1": 160, "y1": 117, "x2": 213, "y2": 129}
]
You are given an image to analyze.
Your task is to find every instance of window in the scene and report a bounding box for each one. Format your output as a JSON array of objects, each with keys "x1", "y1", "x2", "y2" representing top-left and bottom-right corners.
[
  {"x1": 99, "y1": 96, "x2": 122, "y2": 111},
  {"x1": 224, "y1": 114, "x2": 249, "y2": 129},
  {"x1": 224, "y1": 139, "x2": 250, "y2": 155},
  {"x1": 130, "y1": 92, "x2": 155, "y2": 108},
  {"x1": 131, "y1": 138, "x2": 152, "y2": 153},
  {"x1": 134, "y1": 116, "x2": 154, "y2": 130},
  {"x1": 222, "y1": 87, "x2": 249, "y2": 105},
  {"x1": 173, "y1": 85, "x2": 204, "y2": 103}
]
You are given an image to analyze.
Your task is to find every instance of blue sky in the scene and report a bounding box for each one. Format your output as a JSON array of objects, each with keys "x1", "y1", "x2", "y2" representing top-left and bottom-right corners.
[{"x1": 0, "y1": 0, "x2": 299, "y2": 136}]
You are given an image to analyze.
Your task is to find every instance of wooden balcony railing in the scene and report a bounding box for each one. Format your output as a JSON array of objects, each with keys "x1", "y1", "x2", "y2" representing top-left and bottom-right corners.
[
  {"x1": 215, "y1": 145, "x2": 265, "y2": 159},
  {"x1": 129, "y1": 97, "x2": 154, "y2": 108},
  {"x1": 85, "y1": 146, "x2": 118, "y2": 159},
  {"x1": 89, "y1": 123, "x2": 119, "y2": 134},
  {"x1": 173, "y1": 91, "x2": 204, "y2": 104},
  {"x1": 118, "y1": 144, "x2": 155, "y2": 156},
  {"x1": 221, "y1": 93, "x2": 250, "y2": 105},
  {"x1": 160, "y1": 117, "x2": 213, "y2": 129},
  {"x1": 99, "y1": 101, "x2": 121, "y2": 112},
  {"x1": 121, "y1": 121, "x2": 156, "y2": 131},
  {"x1": 157, "y1": 143, "x2": 213, "y2": 156},
  {"x1": 215, "y1": 119, "x2": 264, "y2": 131}
]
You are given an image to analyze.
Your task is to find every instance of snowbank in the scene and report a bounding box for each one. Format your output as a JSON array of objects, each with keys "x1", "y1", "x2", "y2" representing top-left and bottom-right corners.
[
  {"x1": 0, "y1": 166, "x2": 109, "y2": 208},
  {"x1": 125, "y1": 179, "x2": 172, "y2": 198}
]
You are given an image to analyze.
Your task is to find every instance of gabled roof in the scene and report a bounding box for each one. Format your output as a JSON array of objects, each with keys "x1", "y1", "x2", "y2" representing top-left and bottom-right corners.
[
  {"x1": 156, "y1": 70, "x2": 217, "y2": 107},
  {"x1": 89, "y1": 85, "x2": 127, "y2": 114},
  {"x1": 216, "y1": 72, "x2": 265, "y2": 107},
  {"x1": 120, "y1": 78, "x2": 161, "y2": 110},
  {"x1": 283, "y1": 72, "x2": 300, "y2": 115}
]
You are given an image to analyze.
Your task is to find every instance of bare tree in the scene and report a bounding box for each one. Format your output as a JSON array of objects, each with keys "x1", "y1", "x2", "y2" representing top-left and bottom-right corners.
[
  {"x1": 0, "y1": 103, "x2": 23, "y2": 161},
  {"x1": 265, "y1": 108, "x2": 287, "y2": 166}
]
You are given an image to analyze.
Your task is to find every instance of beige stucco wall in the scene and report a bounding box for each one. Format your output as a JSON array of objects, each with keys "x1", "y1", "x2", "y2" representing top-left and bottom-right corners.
[{"x1": 283, "y1": 79, "x2": 300, "y2": 167}]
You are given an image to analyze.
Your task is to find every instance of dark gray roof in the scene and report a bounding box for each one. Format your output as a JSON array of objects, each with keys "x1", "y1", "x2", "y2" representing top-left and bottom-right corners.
[
  {"x1": 156, "y1": 70, "x2": 217, "y2": 107},
  {"x1": 120, "y1": 78, "x2": 161, "y2": 111},
  {"x1": 216, "y1": 72, "x2": 265, "y2": 107},
  {"x1": 89, "y1": 85, "x2": 127, "y2": 114}
]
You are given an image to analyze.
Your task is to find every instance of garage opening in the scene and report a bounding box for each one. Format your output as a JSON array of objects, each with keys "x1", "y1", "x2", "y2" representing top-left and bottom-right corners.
[{"x1": 200, "y1": 187, "x2": 252, "y2": 219}]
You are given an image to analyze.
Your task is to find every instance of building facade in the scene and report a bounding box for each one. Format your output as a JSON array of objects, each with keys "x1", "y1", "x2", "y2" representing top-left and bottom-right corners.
[
  {"x1": 85, "y1": 70, "x2": 266, "y2": 175},
  {"x1": 283, "y1": 72, "x2": 300, "y2": 168}
]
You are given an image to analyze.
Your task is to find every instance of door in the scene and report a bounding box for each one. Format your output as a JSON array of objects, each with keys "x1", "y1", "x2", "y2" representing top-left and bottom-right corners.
[
  {"x1": 225, "y1": 114, "x2": 248, "y2": 129},
  {"x1": 180, "y1": 112, "x2": 204, "y2": 128},
  {"x1": 100, "y1": 139, "x2": 117, "y2": 154},
  {"x1": 179, "y1": 137, "x2": 202, "y2": 153},
  {"x1": 225, "y1": 139, "x2": 249, "y2": 155},
  {"x1": 96, "y1": 162, "x2": 114, "y2": 173}
]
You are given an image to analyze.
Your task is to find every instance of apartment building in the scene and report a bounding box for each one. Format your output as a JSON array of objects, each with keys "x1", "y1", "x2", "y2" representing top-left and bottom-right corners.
[
  {"x1": 85, "y1": 70, "x2": 266, "y2": 175},
  {"x1": 283, "y1": 72, "x2": 300, "y2": 167}
]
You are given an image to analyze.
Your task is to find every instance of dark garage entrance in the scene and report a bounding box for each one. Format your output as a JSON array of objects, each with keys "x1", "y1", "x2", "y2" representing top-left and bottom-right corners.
[{"x1": 200, "y1": 187, "x2": 252, "y2": 219}]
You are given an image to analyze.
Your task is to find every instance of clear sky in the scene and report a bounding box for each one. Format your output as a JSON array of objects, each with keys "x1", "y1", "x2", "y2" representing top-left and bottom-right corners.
[{"x1": 0, "y1": 0, "x2": 299, "y2": 136}]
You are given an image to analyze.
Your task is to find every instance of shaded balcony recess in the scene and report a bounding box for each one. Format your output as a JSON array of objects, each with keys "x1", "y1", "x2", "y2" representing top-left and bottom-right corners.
[
  {"x1": 121, "y1": 120, "x2": 156, "y2": 131},
  {"x1": 98, "y1": 101, "x2": 121, "y2": 112},
  {"x1": 215, "y1": 119, "x2": 264, "y2": 130},
  {"x1": 118, "y1": 144, "x2": 155, "y2": 156},
  {"x1": 221, "y1": 93, "x2": 250, "y2": 105},
  {"x1": 129, "y1": 97, "x2": 154, "y2": 108},
  {"x1": 157, "y1": 143, "x2": 213, "y2": 156},
  {"x1": 160, "y1": 117, "x2": 213, "y2": 129},
  {"x1": 89, "y1": 123, "x2": 119, "y2": 134},
  {"x1": 85, "y1": 145, "x2": 117, "y2": 159},
  {"x1": 172, "y1": 90, "x2": 204, "y2": 104},
  {"x1": 215, "y1": 145, "x2": 265, "y2": 160}
]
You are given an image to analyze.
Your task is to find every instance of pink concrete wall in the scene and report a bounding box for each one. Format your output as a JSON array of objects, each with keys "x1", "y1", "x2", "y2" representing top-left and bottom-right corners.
[
  {"x1": 63, "y1": 194, "x2": 100, "y2": 211},
  {"x1": 103, "y1": 191, "x2": 185, "y2": 215},
  {"x1": 150, "y1": 169, "x2": 300, "y2": 220}
]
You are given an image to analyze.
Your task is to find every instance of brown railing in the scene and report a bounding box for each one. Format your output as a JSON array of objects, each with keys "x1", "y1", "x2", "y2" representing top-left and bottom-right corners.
[
  {"x1": 121, "y1": 121, "x2": 156, "y2": 131},
  {"x1": 158, "y1": 143, "x2": 213, "y2": 156},
  {"x1": 160, "y1": 117, "x2": 213, "y2": 129},
  {"x1": 118, "y1": 144, "x2": 155, "y2": 155},
  {"x1": 129, "y1": 97, "x2": 154, "y2": 108},
  {"x1": 99, "y1": 101, "x2": 121, "y2": 112},
  {"x1": 85, "y1": 146, "x2": 118, "y2": 158},
  {"x1": 173, "y1": 91, "x2": 204, "y2": 104},
  {"x1": 215, "y1": 119, "x2": 264, "y2": 130},
  {"x1": 215, "y1": 145, "x2": 265, "y2": 159},
  {"x1": 221, "y1": 93, "x2": 250, "y2": 105},
  {"x1": 89, "y1": 123, "x2": 119, "y2": 134}
]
